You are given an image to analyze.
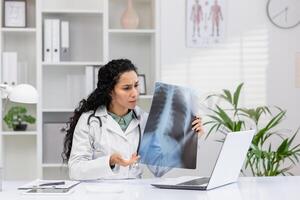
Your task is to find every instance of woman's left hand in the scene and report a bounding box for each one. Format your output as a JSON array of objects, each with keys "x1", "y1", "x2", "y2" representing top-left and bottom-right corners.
[{"x1": 192, "y1": 116, "x2": 204, "y2": 136}]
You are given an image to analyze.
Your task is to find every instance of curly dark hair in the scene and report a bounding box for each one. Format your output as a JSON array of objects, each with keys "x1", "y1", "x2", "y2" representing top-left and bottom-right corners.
[{"x1": 61, "y1": 59, "x2": 138, "y2": 163}]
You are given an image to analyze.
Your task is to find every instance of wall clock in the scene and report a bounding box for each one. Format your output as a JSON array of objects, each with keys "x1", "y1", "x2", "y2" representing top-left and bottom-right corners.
[{"x1": 266, "y1": 0, "x2": 300, "y2": 29}]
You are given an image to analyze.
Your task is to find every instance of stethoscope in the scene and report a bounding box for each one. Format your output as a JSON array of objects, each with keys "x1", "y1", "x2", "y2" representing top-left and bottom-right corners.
[{"x1": 87, "y1": 109, "x2": 142, "y2": 154}]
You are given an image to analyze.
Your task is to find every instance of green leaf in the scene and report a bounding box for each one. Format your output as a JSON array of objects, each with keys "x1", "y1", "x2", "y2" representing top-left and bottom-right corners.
[
  {"x1": 233, "y1": 83, "x2": 243, "y2": 109},
  {"x1": 276, "y1": 139, "x2": 288, "y2": 154},
  {"x1": 222, "y1": 89, "x2": 233, "y2": 104},
  {"x1": 252, "y1": 128, "x2": 267, "y2": 146},
  {"x1": 215, "y1": 106, "x2": 234, "y2": 131},
  {"x1": 205, "y1": 123, "x2": 219, "y2": 139},
  {"x1": 265, "y1": 110, "x2": 286, "y2": 131},
  {"x1": 287, "y1": 128, "x2": 300, "y2": 146},
  {"x1": 205, "y1": 94, "x2": 220, "y2": 101}
]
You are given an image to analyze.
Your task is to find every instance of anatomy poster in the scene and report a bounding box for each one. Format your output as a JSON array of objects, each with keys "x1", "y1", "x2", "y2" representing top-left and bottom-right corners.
[
  {"x1": 186, "y1": 0, "x2": 226, "y2": 47},
  {"x1": 139, "y1": 82, "x2": 199, "y2": 176}
]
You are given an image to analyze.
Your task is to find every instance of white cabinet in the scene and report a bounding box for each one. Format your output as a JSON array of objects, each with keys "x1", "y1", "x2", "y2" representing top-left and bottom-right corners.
[{"x1": 0, "y1": 0, "x2": 159, "y2": 180}]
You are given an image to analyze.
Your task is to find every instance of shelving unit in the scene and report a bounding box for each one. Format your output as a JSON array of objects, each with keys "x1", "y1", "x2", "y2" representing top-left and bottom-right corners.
[
  {"x1": 0, "y1": 0, "x2": 159, "y2": 180},
  {"x1": 0, "y1": 0, "x2": 38, "y2": 180}
]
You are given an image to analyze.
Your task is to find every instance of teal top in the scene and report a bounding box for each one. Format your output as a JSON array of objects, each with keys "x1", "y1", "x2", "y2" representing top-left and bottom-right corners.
[{"x1": 108, "y1": 110, "x2": 134, "y2": 132}]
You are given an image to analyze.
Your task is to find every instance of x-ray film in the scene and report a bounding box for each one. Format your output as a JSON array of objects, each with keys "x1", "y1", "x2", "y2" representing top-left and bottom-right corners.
[{"x1": 139, "y1": 82, "x2": 199, "y2": 175}]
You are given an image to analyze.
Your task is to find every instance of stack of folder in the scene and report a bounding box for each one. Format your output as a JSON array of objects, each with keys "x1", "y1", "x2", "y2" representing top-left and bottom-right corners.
[{"x1": 44, "y1": 19, "x2": 69, "y2": 63}]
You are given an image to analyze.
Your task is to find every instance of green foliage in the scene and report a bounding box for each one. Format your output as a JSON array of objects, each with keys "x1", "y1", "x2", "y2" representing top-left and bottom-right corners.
[
  {"x1": 3, "y1": 106, "x2": 36, "y2": 129},
  {"x1": 204, "y1": 83, "x2": 300, "y2": 176}
]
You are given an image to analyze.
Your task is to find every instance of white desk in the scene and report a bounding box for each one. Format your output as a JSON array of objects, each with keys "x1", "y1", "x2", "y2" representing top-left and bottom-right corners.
[{"x1": 0, "y1": 176, "x2": 299, "y2": 200}]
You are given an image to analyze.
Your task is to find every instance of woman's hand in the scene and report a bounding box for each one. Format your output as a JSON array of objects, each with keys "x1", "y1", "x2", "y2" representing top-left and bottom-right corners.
[
  {"x1": 192, "y1": 116, "x2": 204, "y2": 136},
  {"x1": 109, "y1": 153, "x2": 140, "y2": 167}
]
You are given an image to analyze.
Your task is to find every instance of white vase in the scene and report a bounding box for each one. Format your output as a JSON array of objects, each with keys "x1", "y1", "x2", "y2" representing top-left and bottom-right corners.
[{"x1": 121, "y1": 0, "x2": 139, "y2": 29}]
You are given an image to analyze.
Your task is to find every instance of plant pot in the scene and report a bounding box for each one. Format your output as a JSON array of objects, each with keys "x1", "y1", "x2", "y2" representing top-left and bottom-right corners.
[
  {"x1": 13, "y1": 124, "x2": 27, "y2": 131},
  {"x1": 121, "y1": 0, "x2": 139, "y2": 29}
]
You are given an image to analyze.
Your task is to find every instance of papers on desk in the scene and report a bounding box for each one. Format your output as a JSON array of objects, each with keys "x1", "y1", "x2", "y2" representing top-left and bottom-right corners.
[{"x1": 18, "y1": 179, "x2": 80, "y2": 190}]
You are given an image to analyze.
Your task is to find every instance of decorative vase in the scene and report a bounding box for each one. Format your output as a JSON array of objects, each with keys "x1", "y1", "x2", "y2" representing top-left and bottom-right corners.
[{"x1": 121, "y1": 0, "x2": 139, "y2": 29}]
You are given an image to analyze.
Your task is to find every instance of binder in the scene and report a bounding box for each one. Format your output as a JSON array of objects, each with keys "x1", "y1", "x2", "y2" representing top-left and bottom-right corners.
[
  {"x1": 61, "y1": 21, "x2": 69, "y2": 49},
  {"x1": 94, "y1": 66, "x2": 100, "y2": 89},
  {"x1": 2, "y1": 52, "x2": 18, "y2": 98},
  {"x1": 2, "y1": 52, "x2": 18, "y2": 85},
  {"x1": 85, "y1": 66, "x2": 94, "y2": 96},
  {"x1": 52, "y1": 19, "x2": 60, "y2": 62},
  {"x1": 61, "y1": 21, "x2": 70, "y2": 61},
  {"x1": 43, "y1": 19, "x2": 53, "y2": 62}
]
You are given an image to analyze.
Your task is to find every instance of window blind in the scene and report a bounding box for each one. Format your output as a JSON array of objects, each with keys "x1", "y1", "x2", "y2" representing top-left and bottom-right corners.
[{"x1": 161, "y1": 29, "x2": 268, "y2": 108}]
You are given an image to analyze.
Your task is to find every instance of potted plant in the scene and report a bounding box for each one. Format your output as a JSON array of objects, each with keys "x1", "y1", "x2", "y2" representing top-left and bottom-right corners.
[
  {"x1": 3, "y1": 106, "x2": 36, "y2": 131},
  {"x1": 204, "y1": 83, "x2": 300, "y2": 176}
]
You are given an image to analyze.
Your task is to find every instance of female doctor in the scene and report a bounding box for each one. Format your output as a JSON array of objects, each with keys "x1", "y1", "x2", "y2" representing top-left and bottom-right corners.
[{"x1": 62, "y1": 59, "x2": 203, "y2": 180}]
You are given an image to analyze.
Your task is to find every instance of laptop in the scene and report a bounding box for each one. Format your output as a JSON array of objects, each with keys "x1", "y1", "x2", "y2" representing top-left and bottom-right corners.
[{"x1": 151, "y1": 130, "x2": 255, "y2": 190}]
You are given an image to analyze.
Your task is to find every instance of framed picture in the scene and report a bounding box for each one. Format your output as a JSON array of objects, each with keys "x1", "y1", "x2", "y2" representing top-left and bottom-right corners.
[
  {"x1": 4, "y1": 0, "x2": 26, "y2": 27},
  {"x1": 186, "y1": 0, "x2": 226, "y2": 47},
  {"x1": 138, "y1": 74, "x2": 146, "y2": 95}
]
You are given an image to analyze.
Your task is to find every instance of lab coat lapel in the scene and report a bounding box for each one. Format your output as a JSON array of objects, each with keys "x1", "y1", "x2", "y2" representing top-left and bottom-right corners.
[
  {"x1": 125, "y1": 118, "x2": 139, "y2": 135},
  {"x1": 95, "y1": 106, "x2": 127, "y2": 141},
  {"x1": 105, "y1": 115, "x2": 128, "y2": 140}
]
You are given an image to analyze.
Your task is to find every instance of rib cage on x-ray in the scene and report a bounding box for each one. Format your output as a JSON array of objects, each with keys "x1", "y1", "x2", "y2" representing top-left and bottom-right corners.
[{"x1": 139, "y1": 82, "x2": 198, "y2": 177}]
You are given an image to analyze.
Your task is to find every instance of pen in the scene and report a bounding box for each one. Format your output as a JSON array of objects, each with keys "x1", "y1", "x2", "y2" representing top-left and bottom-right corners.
[{"x1": 39, "y1": 181, "x2": 65, "y2": 187}]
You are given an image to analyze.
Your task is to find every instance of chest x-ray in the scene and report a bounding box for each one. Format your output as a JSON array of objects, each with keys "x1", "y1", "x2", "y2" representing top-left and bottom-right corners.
[{"x1": 139, "y1": 82, "x2": 199, "y2": 176}]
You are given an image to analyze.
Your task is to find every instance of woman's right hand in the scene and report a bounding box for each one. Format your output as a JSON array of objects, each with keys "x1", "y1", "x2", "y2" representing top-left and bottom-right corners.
[{"x1": 109, "y1": 153, "x2": 140, "y2": 167}]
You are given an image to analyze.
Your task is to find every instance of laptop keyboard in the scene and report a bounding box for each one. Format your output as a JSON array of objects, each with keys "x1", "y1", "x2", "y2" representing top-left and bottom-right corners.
[{"x1": 178, "y1": 177, "x2": 209, "y2": 186}]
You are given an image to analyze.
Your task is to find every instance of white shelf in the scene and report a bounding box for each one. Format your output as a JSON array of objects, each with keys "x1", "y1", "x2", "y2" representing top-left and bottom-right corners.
[
  {"x1": 42, "y1": 163, "x2": 67, "y2": 168},
  {"x1": 42, "y1": 61, "x2": 104, "y2": 66},
  {"x1": 1, "y1": 28, "x2": 36, "y2": 33},
  {"x1": 108, "y1": 29, "x2": 156, "y2": 34},
  {"x1": 42, "y1": 9, "x2": 103, "y2": 14},
  {"x1": 43, "y1": 109, "x2": 74, "y2": 113},
  {"x1": 1, "y1": 131, "x2": 37, "y2": 136}
]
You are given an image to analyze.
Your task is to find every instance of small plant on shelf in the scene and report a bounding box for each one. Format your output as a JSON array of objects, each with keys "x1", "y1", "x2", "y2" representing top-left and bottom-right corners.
[{"x1": 3, "y1": 106, "x2": 36, "y2": 131}]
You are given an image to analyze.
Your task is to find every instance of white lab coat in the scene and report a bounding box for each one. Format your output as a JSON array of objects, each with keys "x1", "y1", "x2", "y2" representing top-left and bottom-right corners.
[{"x1": 68, "y1": 106, "x2": 148, "y2": 180}]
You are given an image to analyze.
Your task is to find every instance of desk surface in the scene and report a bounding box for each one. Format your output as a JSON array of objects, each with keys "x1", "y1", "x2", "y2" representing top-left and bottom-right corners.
[{"x1": 0, "y1": 176, "x2": 299, "y2": 200}]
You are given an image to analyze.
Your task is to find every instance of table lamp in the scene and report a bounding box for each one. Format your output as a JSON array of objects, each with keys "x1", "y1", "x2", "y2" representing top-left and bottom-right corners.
[{"x1": 0, "y1": 83, "x2": 38, "y2": 104}]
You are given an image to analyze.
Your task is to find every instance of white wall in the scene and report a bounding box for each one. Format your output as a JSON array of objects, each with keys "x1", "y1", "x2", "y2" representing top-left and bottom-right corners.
[{"x1": 160, "y1": 0, "x2": 300, "y2": 176}]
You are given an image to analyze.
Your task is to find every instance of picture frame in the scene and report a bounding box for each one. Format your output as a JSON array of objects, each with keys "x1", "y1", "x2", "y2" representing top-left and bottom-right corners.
[
  {"x1": 138, "y1": 74, "x2": 146, "y2": 95},
  {"x1": 4, "y1": 0, "x2": 27, "y2": 27},
  {"x1": 186, "y1": 0, "x2": 226, "y2": 48}
]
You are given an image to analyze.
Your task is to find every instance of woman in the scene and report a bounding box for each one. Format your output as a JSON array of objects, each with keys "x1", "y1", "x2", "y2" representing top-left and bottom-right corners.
[{"x1": 62, "y1": 59, "x2": 203, "y2": 180}]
